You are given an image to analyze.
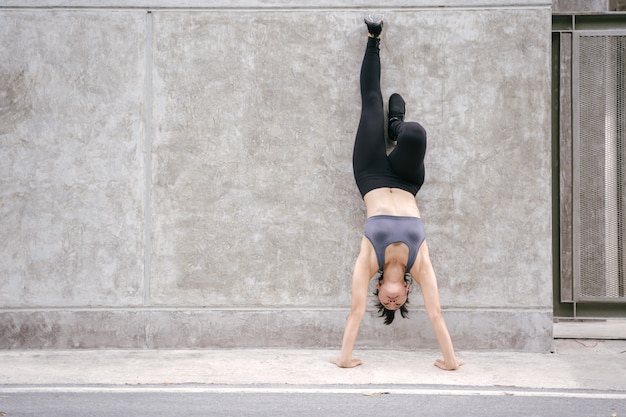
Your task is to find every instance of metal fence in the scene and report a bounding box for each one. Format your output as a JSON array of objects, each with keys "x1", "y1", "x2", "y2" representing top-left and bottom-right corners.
[{"x1": 573, "y1": 33, "x2": 626, "y2": 302}]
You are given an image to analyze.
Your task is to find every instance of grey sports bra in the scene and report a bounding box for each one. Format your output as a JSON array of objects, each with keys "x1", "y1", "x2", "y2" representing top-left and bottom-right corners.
[{"x1": 364, "y1": 215, "x2": 426, "y2": 272}]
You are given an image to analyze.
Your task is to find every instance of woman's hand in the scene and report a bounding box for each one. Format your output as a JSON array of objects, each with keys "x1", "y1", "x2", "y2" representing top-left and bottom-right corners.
[
  {"x1": 434, "y1": 358, "x2": 465, "y2": 371},
  {"x1": 331, "y1": 358, "x2": 363, "y2": 368}
]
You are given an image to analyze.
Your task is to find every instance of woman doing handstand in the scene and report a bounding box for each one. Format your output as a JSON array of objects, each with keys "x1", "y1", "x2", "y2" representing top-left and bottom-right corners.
[{"x1": 331, "y1": 14, "x2": 463, "y2": 371}]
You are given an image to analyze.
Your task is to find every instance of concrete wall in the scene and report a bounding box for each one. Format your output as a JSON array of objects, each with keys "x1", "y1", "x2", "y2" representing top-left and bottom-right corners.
[
  {"x1": 552, "y1": 0, "x2": 624, "y2": 12},
  {"x1": 0, "y1": 1, "x2": 553, "y2": 351}
]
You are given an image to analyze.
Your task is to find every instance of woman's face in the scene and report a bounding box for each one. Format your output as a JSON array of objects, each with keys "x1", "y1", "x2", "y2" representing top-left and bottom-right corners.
[{"x1": 377, "y1": 279, "x2": 410, "y2": 310}]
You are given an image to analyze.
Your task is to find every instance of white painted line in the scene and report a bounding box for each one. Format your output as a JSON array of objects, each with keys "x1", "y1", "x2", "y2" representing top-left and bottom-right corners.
[{"x1": 1, "y1": 386, "x2": 625, "y2": 400}]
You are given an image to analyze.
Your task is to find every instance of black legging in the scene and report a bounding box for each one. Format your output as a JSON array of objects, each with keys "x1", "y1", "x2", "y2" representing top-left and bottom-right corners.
[{"x1": 352, "y1": 38, "x2": 427, "y2": 198}]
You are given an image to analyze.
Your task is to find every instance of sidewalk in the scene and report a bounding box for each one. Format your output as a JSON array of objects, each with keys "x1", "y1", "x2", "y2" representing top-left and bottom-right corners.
[{"x1": 0, "y1": 339, "x2": 624, "y2": 392}]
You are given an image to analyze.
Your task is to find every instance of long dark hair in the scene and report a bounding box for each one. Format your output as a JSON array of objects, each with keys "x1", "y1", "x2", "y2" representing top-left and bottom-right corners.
[{"x1": 373, "y1": 272, "x2": 412, "y2": 325}]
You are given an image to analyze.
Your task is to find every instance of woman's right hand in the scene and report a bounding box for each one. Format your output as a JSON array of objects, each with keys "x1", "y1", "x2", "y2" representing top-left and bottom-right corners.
[{"x1": 331, "y1": 358, "x2": 363, "y2": 368}]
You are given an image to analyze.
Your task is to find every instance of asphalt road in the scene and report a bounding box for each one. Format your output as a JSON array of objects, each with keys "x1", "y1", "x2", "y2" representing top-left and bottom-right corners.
[{"x1": 1, "y1": 385, "x2": 624, "y2": 417}]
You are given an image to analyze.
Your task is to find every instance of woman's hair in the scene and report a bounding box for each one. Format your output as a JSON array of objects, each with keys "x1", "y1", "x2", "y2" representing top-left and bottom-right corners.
[{"x1": 373, "y1": 272, "x2": 412, "y2": 325}]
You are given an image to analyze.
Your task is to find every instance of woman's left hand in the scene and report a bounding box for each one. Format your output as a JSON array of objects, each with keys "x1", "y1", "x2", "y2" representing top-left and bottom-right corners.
[{"x1": 434, "y1": 358, "x2": 465, "y2": 371}]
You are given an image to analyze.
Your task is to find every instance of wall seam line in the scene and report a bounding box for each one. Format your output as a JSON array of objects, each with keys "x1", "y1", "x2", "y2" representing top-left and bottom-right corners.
[{"x1": 143, "y1": 10, "x2": 153, "y2": 310}]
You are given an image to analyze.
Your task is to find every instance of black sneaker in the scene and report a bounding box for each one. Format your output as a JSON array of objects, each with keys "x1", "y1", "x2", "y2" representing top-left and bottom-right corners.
[
  {"x1": 388, "y1": 93, "x2": 405, "y2": 141},
  {"x1": 364, "y1": 13, "x2": 384, "y2": 38}
]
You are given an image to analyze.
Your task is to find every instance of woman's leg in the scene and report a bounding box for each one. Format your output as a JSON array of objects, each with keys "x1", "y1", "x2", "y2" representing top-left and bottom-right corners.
[
  {"x1": 352, "y1": 36, "x2": 388, "y2": 196},
  {"x1": 387, "y1": 120, "x2": 427, "y2": 187}
]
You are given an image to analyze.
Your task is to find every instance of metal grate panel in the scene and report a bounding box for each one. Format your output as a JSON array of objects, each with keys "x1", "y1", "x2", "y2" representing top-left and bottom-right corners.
[{"x1": 574, "y1": 33, "x2": 626, "y2": 302}]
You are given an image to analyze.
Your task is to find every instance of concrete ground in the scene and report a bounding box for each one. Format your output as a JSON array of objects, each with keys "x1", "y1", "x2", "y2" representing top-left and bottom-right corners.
[{"x1": 0, "y1": 339, "x2": 625, "y2": 392}]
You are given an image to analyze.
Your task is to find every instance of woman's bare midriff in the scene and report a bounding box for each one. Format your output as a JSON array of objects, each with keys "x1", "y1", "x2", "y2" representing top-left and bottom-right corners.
[{"x1": 363, "y1": 187, "x2": 421, "y2": 218}]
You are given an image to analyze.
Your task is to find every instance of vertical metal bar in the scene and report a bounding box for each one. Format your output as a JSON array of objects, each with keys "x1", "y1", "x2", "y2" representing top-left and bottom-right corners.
[
  {"x1": 559, "y1": 32, "x2": 574, "y2": 303},
  {"x1": 618, "y1": 36, "x2": 626, "y2": 298},
  {"x1": 605, "y1": 36, "x2": 620, "y2": 298},
  {"x1": 572, "y1": 32, "x2": 582, "y2": 306}
]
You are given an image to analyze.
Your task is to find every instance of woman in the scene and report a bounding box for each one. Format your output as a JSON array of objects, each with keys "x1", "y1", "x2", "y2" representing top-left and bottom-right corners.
[{"x1": 331, "y1": 14, "x2": 463, "y2": 371}]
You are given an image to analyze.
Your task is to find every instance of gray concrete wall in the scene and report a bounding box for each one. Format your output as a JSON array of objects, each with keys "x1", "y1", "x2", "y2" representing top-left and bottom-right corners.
[
  {"x1": 552, "y1": 0, "x2": 617, "y2": 12},
  {"x1": 0, "y1": 1, "x2": 553, "y2": 351}
]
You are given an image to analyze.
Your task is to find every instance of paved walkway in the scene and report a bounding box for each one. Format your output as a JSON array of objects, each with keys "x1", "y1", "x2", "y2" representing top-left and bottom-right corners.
[{"x1": 0, "y1": 340, "x2": 624, "y2": 392}]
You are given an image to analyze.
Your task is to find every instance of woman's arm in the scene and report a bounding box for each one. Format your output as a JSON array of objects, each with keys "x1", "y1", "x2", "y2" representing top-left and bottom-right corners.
[
  {"x1": 412, "y1": 241, "x2": 464, "y2": 371},
  {"x1": 331, "y1": 237, "x2": 376, "y2": 368}
]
